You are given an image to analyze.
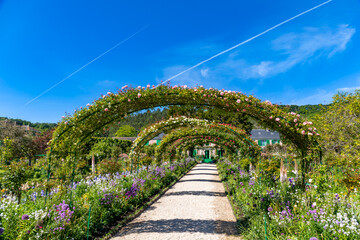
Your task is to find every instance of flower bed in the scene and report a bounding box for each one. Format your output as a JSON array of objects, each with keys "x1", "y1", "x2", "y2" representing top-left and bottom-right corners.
[
  {"x1": 217, "y1": 159, "x2": 360, "y2": 240},
  {"x1": 0, "y1": 158, "x2": 196, "y2": 239}
]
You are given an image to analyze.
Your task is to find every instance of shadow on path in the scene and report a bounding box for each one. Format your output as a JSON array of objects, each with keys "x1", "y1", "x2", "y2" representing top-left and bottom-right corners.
[
  {"x1": 179, "y1": 179, "x2": 222, "y2": 183},
  {"x1": 186, "y1": 173, "x2": 218, "y2": 176},
  {"x1": 116, "y1": 219, "x2": 237, "y2": 236},
  {"x1": 165, "y1": 190, "x2": 226, "y2": 197}
]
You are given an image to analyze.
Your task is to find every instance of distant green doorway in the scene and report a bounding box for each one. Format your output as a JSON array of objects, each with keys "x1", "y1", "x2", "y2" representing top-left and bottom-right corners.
[{"x1": 204, "y1": 150, "x2": 212, "y2": 163}]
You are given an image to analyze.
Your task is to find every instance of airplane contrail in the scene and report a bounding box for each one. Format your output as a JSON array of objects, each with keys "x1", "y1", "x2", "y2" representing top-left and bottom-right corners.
[
  {"x1": 157, "y1": 0, "x2": 332, "y2": 87},
  {"x1": 26, "y1": 25, "x2": 150, "y2": 105}
]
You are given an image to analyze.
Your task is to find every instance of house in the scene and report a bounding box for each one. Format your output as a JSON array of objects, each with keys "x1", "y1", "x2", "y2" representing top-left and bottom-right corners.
[{"x1": 250, "y1": 129, "x2": 281, "y2": 147}]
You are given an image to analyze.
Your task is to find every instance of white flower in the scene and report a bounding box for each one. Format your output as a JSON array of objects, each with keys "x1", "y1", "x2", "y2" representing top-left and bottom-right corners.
[{"x1": 309, "y1": 179, "x2": 313, "y2": 183}]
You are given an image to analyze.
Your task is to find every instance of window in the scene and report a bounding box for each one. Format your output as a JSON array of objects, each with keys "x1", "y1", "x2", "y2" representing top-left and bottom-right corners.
[
  {"x1": 272, "y1": 140, "x2": 280, "y2": 144},
  {"x1": 258, "y1": 140, "x2": 267, "y2": 147}
]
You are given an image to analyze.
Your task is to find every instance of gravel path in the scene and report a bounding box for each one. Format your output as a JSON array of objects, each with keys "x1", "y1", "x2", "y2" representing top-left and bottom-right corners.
[{"x1": 111, "y1": 163, "x2": 240, "y2": 240}]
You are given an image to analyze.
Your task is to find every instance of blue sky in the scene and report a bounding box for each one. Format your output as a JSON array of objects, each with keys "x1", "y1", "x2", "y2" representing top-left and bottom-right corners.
[{"x1": 0, "y1": 0, "x2": 359, "y2": 123}]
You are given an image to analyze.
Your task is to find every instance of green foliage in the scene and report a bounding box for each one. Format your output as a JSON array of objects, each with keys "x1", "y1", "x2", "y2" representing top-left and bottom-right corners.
[
  {"x1": 97, "y1": 159, "x2": 124, "y2": 174},
  {"x1": 279, "y1": 104, "x2": 328, "y2": 119},
  {"x1": 315, "y1": 90, "x2": 360, "y2": 194},
  {"x1": 218, "y1": 158, "x2": 360, "y2": 239},
  {"x1": 115, "y1": 125, "x2": 136, "y2": 137},
  {"x1": 88, "y1": 138, "x2": 132, "y2": 160},
  {"x1": 0, "y1": 137, "x2": 14, "y2": 165},
  {"x1": 168, "y1": 105, "x2": 253, "y2": 134},
  {"x1": 0, "y1": 159, "x2": 196, "y2": 239},
  {"x1": 1, "y1": 160, "x2": 33, "y2": 203}
]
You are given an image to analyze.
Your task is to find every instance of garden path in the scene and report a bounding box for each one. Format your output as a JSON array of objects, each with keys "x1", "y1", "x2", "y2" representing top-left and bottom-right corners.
[{"x1": 111, "y1": 163, "x2": 240, "y2": 240}]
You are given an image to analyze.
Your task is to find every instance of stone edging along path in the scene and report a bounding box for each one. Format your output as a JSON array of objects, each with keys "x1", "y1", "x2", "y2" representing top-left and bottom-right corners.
[{"x1": 110, "y1": 163, "x2": 240, "y2": 240}]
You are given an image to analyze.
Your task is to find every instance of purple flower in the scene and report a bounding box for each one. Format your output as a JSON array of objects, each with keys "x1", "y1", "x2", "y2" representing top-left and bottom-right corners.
[
  {"x1": 248, "y1": 180, "x2": 255, "y2": 186},
  {"x1": 309, "y1": 238, "x2": 319, "y2": 240},
  {"x1": 253, "y1": 204, "x2": 257, "y2": 208},
  {"x1": 22, "y1": 214, "x2": 29, "y2": 220},
  {"x1": 268, "y1": 207, "x2": 273, "y2": 212},
  {"x1": 0, "y1": 227, "x2": 4, "y2": 235}
]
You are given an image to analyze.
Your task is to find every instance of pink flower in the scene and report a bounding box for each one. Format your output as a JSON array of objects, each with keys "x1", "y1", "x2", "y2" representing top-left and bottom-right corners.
[
  {"x1": 265, "y1": 100, "x2": 272, "y2": 105},
  {"x1": 237, "y1": 99, "x2": 241, "y2": 103},
  {"x1": 275, "y1": 118, "x2": 280, "y2": 122},
  {"x1": 269, "y1": 116, "x2": 273, "y2": 119},
  {"x1": 65, "y1": 121, "x2": 68, "y2": 125},
  {"x1": 183, "y1": 85, "x2": 188, "y2": 88},
  {"x1": 62, "y1": 116, "x2": 65, "y2": 118},
  {"x1": 128, "y1": 99, "x2": 131, "y2": 102},
  {"x1": 308, "y1": 132, "x2": 313, "y2": 136},
  {"x1": 137, "y1": 93, "x2": 141, "y2": 98},
  {"x1": 242, "y1": 109, "x2": 246, "y2": 112},
  {"x1": 294, "y1": 119, "x2": 298, "y2": 123},
  {"x1": 147, "y1": 84, "x2": 150, "y2": 88},
  {"x1": 220, "y1": 92, "x2": 224, "y2": 96},
  {"x1": 121, "y1": 85, "x2": 128, "y2": 90},
  {"x1": 203, "y1": 94, "x2": 207, "y2": 97},
  {"x1": 245, "y1": 98, "x2": 248, "y2": 101},
  {"x1": 104, "y1": 108, "x2": 109, "y2": 112},
  {"x1": 137, "y1": 86, "x2": 141, "y2": 89},
  {"x1": 301, "y1": 130, "x2": 306, "y2": 135}
]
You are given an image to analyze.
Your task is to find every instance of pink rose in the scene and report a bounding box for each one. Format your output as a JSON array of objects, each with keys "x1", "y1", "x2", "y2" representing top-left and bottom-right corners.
[
  {"x1": 137, "y1": 93, "x2": 141, "y2": 98},
  {"x1": 237, "y1": 99, "x2": 241, "y2": 103},
  {"x1": 275, "y1": 118, "x2": 280, "y2": 122},
  {"x1": 104, "y1": 108, "x2": 109, "y2": 112},
  {"x1": 128, "y1": 99, "x2": 131, "y2": 102}
]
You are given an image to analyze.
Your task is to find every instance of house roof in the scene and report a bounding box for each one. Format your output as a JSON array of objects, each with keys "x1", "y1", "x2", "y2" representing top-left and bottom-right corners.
[{"x1": 250, "y1": 129, "x2": 280, "y2": 140}]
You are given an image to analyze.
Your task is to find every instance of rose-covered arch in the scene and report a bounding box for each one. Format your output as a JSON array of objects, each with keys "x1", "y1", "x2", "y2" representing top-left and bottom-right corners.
[
  {"x1": 129, "y1": 116, "x2": 259, "y2": 161},
  {"x1": 166, "y1": 136, "x2": 239, "y2": 160},
  {"x1": 49, "y1": 85, "x2": 321, "y2": 182},
  {"x1": 154, "y1": 127, "x2": 256, "y2": 161}
]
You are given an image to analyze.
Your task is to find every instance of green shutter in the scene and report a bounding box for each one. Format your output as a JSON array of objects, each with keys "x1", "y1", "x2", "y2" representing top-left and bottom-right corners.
[
  {"x1": 266, "y1": 140, "x2": 270, "y2": 145},
  {"x1": 156, "y1": 140, "x2": 161, "y2": 145}
]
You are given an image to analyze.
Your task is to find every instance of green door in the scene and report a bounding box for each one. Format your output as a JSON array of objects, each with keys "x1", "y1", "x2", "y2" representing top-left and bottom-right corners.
[
  {"x1": 205, "y1": 150, "x2": 209, "y2": 159},
  {"x1": 204, "y1": 150, "x2": 212, "y2": 163}
]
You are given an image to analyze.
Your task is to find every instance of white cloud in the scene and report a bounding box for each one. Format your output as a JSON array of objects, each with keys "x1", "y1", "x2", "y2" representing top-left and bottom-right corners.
[
  {"x1": 336, "y1": 86, "x2": 360, "y2": 92},
  {"x1": 159, "y1": 25, "x2": 355, "y2": 86},
  {"x1": 200, "y1": 68, "x2": 209, "y2": 78},
  {"x1": 159, "y1": 65, "x2": 205, "y2": 87},
  {"x1": 241, "y1": 24, "x2": 356, "y2": 79}
]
